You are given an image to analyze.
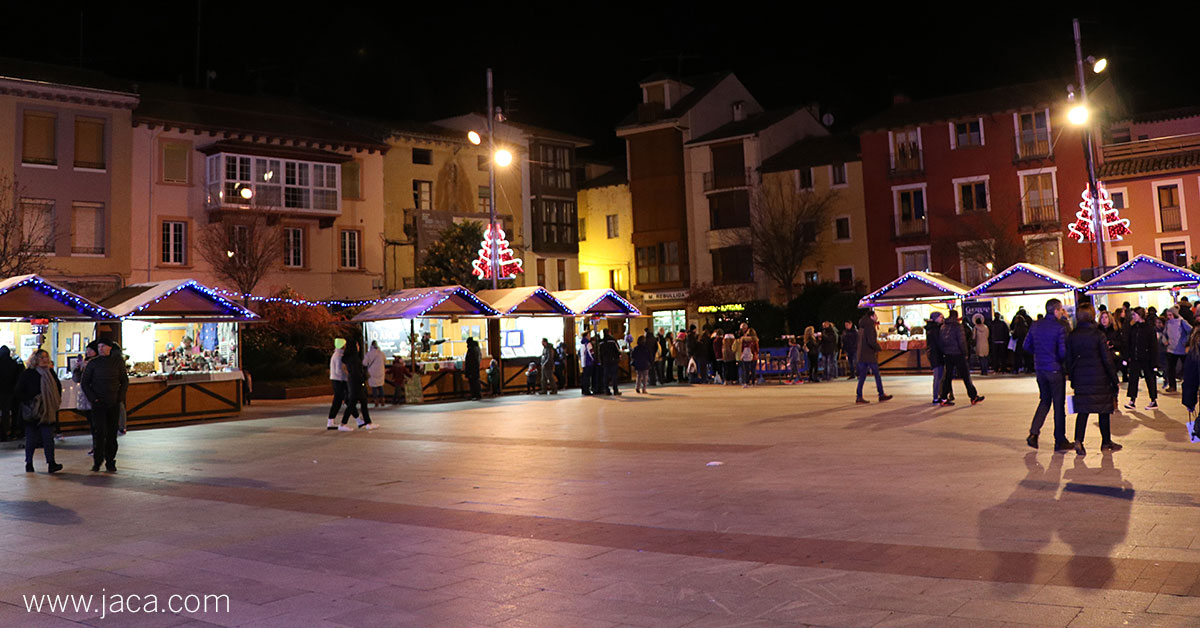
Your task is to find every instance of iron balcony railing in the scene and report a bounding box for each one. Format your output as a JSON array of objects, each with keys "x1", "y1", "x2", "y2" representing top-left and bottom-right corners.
[
  {"x1": 889, "y1": 150, "x2": 923, "y2": 177},
  {"x1": 1161, "y1": 206, "x2": 1183, "y2": 232},
  {"x1": 1022, "y1": 200, "x2": 1059, "y2": 225},
  {"x1": 896, "y1": 217, "x2": 928, "y2": 237}
]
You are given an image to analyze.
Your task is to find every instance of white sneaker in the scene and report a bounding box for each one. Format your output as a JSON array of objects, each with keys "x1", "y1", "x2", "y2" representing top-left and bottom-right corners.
[
  {"x1": 359, "y1": 423, "x2": 378, "y2": 430},
  {"x1": 326, "y1": 419, "x2": 337, "y2": 430},
  {"x1": 337, "y1": 424, "x2": 353, "y2": 432}
]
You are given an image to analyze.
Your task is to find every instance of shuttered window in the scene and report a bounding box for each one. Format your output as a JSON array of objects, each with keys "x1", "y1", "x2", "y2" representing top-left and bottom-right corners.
[
  {"x1": 74, "y1": 117, "x2": 105, "y2": 169},
  {"x1": 161, "y1": 141, "x2": 190, "y2": 183},
  {"x1": 22, "y1": 112, "x2": 56, "y2": 165},
  {"x1": 71, "y1": 202, "x2": 105, "y2": 255},
  {"x1": 341, "y1": 161, "x2": 361, "y2": 199}
]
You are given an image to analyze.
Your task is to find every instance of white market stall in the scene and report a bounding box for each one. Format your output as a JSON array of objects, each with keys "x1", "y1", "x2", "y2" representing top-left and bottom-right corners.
[
  {"x1": 965, "y1": 263, "x2": 1085, "y2": 323},
  {"x1": 478, "y1": 287, "x2": 575, "y2": 393},
  {"x1": 1082, "y1": 254, "x2": 1200, "y2": 312},
  {"x1": 857, "y1": 272, "x2": 971, "y2": 371},
  {"x1": 553, "y1": 289, "x2": 642, "y2": 381}
]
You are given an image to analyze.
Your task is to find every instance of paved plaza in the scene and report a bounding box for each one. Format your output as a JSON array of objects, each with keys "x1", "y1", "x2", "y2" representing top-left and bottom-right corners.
[{"x1": 2, "y1": 374, "x2": 1200, "y2": 627}]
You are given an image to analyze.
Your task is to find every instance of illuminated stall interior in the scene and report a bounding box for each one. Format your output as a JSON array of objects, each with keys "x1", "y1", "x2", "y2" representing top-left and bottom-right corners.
[
  {"x1": 552, "y1": 289, "x2": 642, "y2": 340},
  {"x1": 965, "y1": 263, "x2": 1084, "y2": 322},
  {"x1": 478, "y1": 287, "x2": 574, "y2": 359},
  {"x1": 0, "y1": 274, "x2": 115, "y2": 374},
  {"x1": 355, "y1": 286, "x2": 500, "y2": 366},
  {"x1": 858, "y1": 272, "x2": 969, "y2": 338},
  {"x1": 1083, "y1": 255, "x2": 1200, "y2": 312}
]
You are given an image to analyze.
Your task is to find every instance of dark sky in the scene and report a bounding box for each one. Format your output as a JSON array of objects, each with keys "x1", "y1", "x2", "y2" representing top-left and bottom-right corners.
[{"x1": 4, "y1": 4, "x2": 1197, "y2": 159}]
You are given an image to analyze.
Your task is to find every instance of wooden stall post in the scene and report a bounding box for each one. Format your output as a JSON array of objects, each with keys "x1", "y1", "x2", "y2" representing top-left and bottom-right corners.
[
  {"x1": 563, "y1": 316, "x2": 576, "y2": 388},
  {"x1": 487, "y1": 317, "x2": 502, "y2": 396}
]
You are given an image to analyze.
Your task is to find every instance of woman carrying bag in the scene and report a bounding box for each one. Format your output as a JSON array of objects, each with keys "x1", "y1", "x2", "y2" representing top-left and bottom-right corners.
[{"x1": 17, "y1": 349, "x2": 62, "y2": 473}]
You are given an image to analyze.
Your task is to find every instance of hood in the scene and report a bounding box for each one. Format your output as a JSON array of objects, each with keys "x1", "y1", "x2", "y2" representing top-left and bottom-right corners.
[{"x1": 0, "y1": 346, "x2": 8, "y2": 359}]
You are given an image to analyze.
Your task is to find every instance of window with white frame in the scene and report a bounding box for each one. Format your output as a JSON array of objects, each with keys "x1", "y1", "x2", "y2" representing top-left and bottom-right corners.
[
  {"x1": 1020, "y1": 170, "x2": 1057, "y2": 224},
  {"x1": 340, "y1": 229, "x2": 360, "y2": 269},
  {"x1": 311, "y1": 164, "x2": 338, "y2": 211},
  {"x1": 898, "y1": 247, "x2": 930, "y2": 273},
  {"x1": 1156, "y1": 183, "x2": 1184, "y2": 232},
  {"x1": 895, "y1": 186, "x2": 927, "y2": 235},
  {"x1": 831, "y1": 163, "x2": 847, "y2": 186},
  {"x1": 1110, "y1": 189, "x2": 1126, "y2": 210},
  {"x1": 1017, "y1": 110, "x2": 1050, "y2": 158},
  {"x1": 413, "y1": 180, "x2": 431, "y2": 210},
  {"x1": 162, "y1": 221, "x2": 186, "y2": 264},
  {"x1": 952, "y1": 119, "x2": 983, "y2": 148},
  {"x1": 71, "y1": 201, "x2": 104, "y2": 255},
  {"x1": 253, "y1": 158, "x2": 282, "y2": 206},
  {"x1": 892, "y1": 128, "x2": 921, "y2": 171},
  {"x1": 20, "y1": 198, "x2": 54, "y2": 253},
  {"x1": 606, "y1": 214, "x2": 619, "y2": 238},
  {"x1": 955, "y1": 177, "x2": 989, "y2": 213},
  {"x1": 205, "y1": 153, "x2": 342, "y2": 213},
  {"x1": 284, "y1": 227, "x2": 304, "y2": 268},
  {"x1": 1160, "y1": 240, "x2": 1188, "y2": 267}
]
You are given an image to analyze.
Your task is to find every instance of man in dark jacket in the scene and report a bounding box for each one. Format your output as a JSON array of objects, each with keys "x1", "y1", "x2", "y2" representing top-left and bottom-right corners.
[
  {"x1": 599, "y1": 330, "x2": 621, "y2": 395},
  {"x1": 80, "y1": 339, "x2": 129, "y2": 472},
  {"x1": 465, "y1": 337, "x2": 482, "y2": 400},
  {"x1": 0, "y1": 346, "x2": 19, "y2": 442},
  {"x1": 1065, "y1": 303, "x2": 1121, "y2": 454},
  {"x1": 841, "y1": 321, "x2": 858, "y2": 380},
  {"x1": 925, "y1": 313, "x2": 947, "y2": 404},
  {"x1": 938, "y1": 310, "x2": 984, "y2": 406},
  {"x1": 989, "y1": 313, "x2": 1011, "y2": 373},
  {"x1": 1123, "y1": 307, "x2": 1159, "y2": 410},
  {"x1": 854, "y1": 311, "x2": 893, "y2": 404},
  {"x1": 1023, "y1": 299, "x2": 1070, "y2": 450},
  {"x1": 540, "y1": 338, "x2": 557, "y2": 395},
  {"x1": 1011, "y1": 309, "x2": 1031, "y2": 373}
]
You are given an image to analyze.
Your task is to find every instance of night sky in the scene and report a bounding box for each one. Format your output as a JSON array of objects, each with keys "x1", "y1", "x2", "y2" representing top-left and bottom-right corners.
[{"x1": 4, "y1": 4, "x2": 1198, "y2": 160}]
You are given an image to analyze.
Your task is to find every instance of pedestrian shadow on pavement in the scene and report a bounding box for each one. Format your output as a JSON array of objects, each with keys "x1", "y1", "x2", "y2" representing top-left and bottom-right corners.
[
  {"x1": 1120, "y1": 409, "x2": 1189, "y2": 443},
  {"x1": 844, "y1": 404, "x2": 941, "y2": 431},
  {"x1": 0, "y1": 500, "x2": 83, "y2": 525}
]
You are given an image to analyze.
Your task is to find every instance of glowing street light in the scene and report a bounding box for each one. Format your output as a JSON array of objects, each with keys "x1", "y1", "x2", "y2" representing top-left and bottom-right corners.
[
  {"x1": 1068, "y1": 105, "x2": 1089, "y2": 126},
  {"x1": 467, "y1": 130, "x2": 482, "y2": 145},
  {"x1": 1092, "y1": 57, "x2": 1107, "y2": 73},
  {"x1": 494, "y1": 148, "x2": 513, "y2": 167},
  {"x1": 239, "y1": 186, "x2": 254, "y2": 200}
]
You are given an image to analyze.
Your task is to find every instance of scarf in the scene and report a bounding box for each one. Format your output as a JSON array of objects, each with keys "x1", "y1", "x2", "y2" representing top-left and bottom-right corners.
[{"x1": 37, "y1": 366, "x2": 60, "y2": 425}]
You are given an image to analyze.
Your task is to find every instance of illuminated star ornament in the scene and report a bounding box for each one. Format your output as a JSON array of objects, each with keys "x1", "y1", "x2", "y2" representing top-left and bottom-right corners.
[
  {"x1": 471, "y1": 224, "x2": 524, "y2": 280},
  {"x1": 1068, "y1": 182, "x2": 1131, "y2": 242}
]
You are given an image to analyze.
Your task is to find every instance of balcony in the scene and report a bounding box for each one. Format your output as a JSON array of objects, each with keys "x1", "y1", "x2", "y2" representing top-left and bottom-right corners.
[
  {"x1": 1021, "y1": 200, "x2": 1059, "y2": 227},
  {"x1": 895, "y1": 217, "x2": 928, "y2": 238},
  {"x1": 204, "y1": 153, "x2": 342, "y2": 225},
  {"x1": 1015, "y1": 138, "x2": 1052, "y2": 162},
  {"x1": 703, "y1": 168, "x2": 754, "y2": 193},
  {"x1": 1161, "y1": 206, "x2": 1183, "y2": 232},
  {"x1": 888, "y1": 151, "x2": 923, "y2": 178}
]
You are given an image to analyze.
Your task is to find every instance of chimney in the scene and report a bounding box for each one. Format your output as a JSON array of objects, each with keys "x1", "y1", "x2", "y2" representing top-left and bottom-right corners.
[{"x1": 732, "y1": 101, "x2": 745, "y2": 122}]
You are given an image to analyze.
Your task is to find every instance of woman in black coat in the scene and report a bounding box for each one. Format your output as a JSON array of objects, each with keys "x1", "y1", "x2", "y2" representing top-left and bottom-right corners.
[
  {"x1": 1066, "y1": 304, "x2": 1121, "y2": 455},
  {"x1": 1098, "y1": 310, "x2": 1125, "y2": 383},
  {"x1": 1123, "y1": 307, "x2": 1159, "y2": 409}
]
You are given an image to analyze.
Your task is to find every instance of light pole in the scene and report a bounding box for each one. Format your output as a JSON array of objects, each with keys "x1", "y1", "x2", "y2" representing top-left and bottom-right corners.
[
  {"x1": 468, "y1": 68, "x2": 515, "y2": 290},
  {"x1": 1070, "y1": 18, "x2": 1109, "y2": 276}
]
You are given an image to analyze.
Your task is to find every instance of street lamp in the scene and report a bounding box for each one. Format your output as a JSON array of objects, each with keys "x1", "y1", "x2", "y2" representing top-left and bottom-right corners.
[
  {"x1": 467, "y1": 68, "x2": 517, "y2": 289},
  {"x1": 1070, "y1": 17, "x2": 1109, "y2": 277}
]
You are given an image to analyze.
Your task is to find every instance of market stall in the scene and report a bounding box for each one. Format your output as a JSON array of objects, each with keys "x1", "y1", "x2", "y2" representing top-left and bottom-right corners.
[
  {"x1": 355, "y1": 286, "x2": 499, "y2": 402},
  {"x1": 99, "y1": 279, "x2": 258, "y2": 427},
  {"x1": 964, "y1": 263, "x2": 1085, "y2": 324},
  {"x1": 552, "y1": 289, "x2": 641, "y2": 383},
  {"x1": 1082, "y1": 254, "x2": 1200, "y2": 312},
  {"x1": 0, "y1": 275, "x2": 117, "y2": 428},
  {"x1": 857, "y1": 272, "x2": 971, "y2": 371},
  {"x1": 477, "y1": 287, "x2": 575, "y2": 393}
]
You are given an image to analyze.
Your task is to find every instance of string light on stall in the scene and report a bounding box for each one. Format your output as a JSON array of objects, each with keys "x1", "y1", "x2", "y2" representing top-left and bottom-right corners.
[
  {"x1": 859, "y1": 272, "x2": 966, "y2": 307},
  {"x1": 1084, "y1": 254, "x2": 1200, "y2": 292},
  {"x1": 122, "y1": 280, "x2": 259, "y2": 320},
  {"x1": 582, "y1": 290, "x2": 640, "y2": 316},
  {"x1": 0, "y1": 276, "x2": 117, "y2": 319},
  {"x1": 966, "y1": 264, "x2": 1080, "y2": 299}
]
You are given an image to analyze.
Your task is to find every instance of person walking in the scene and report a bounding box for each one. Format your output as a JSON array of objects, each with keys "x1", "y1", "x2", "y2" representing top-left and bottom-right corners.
[
  {"x1": 1023, "y1": 299, "x2": 1071, "y2": 451},
  {"x1": 1163, "y1": 307, "x2": 1191, "y2": 392},
  {"x1": 1066, "y1": 303, "x2": 1121, "y2": 455},
  {"x1": 855, "y1": 310, "x2": 893, "y2": 404},
  {"x1": 939, "y1": 310, "x2": 985, "y2": 406},
  {"x1": 841, "y1": 320, "x2": 859, "y2": 380},
  {"x1": 974, "y1": 314, "x2": 991, "y2": 375},
  {"x1": 741, "y1": 328, "x2": 759, "y2": 386},
  {"x1": 632, "y1": 336, "x2": 651, "y2": 393},
  {"x1": 989, "y1": 312, "x2": 1011, "y2": 373},
  {"x1": 16, "y1": 349, "x2": 62, "y2": 474},
  {"x1": 80, "y1": 339, "x2": 127, "y2": 472},
  {"x1": 465, "y1": 337, "x2": 482, "y2": 400},
  {"x1": 0, "y1": 346, "x2": 20, "y2": 442},
  {"x1": 539, "y1": 338, "x2": 558, "y2": 395},
  {"x1": 1124, "y1": 307, "x2": 1159, "y2": 410},
  {"x1": 820, "y1": 322, "x2": 839, "y2": 381},
  {"x1": 1180, "y1": 327, "x2": 1200, "y2": 441},
  {"x1": 327, "y1": 340, "x2": 354, "y2": 429},
  {"x1": 926, "y1": 312, "x2": 947, "y2": 404},
  {"x1": 364, "y1": 340, "x2": 387, "y2": 407},
  {"x1": 599, "y1": 330, "x2": 621, "y2": 395},
  {"x1": 339, "y1": 338, "x2": 376, "y2": 431},
  {"x1": 803, "y1": 327, "x2": 820, "y2": 383},
  {"x1": 1012, "y1": 309, "x2": 1031, "y2": 373}
]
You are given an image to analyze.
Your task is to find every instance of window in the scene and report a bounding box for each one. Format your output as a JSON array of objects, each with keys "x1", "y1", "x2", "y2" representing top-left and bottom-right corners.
[
  {"x1": 537, "y1": 144, "x2": 572, "y2": 189},
  {"x1": 896, "y1": 188, "x2": 926, "y2": 235},
  {"x1": 796, "y1": 168, "x2": 813, "y2": 190},
  {"x1": 800, "y1": 222, "x2": 817, "y2": 243},
  {"x1": 162, "y1": 221, "x2": 186, "y2": 264},
  {"x1": 71, "y1": 202, "x2": 104, "y2": 255},
  {"x1": 557, "y1": 259, "x2": 566, "y2": 289},
  {"x1": 892, "y1": 128, "x2": 920, "y2": 171},
  {"x1": 1115, "y1": 249, "x2": 1131, "y2": 265},
  {"x1": 834, "y1": 217, "x2": 851, "y2": 241},
  {"x1": 1157, "y1": 184, "x2": 1183, "y2": 232},
  {"x1": 74, "y1": 117, "x2": 105, "y2": 169},
  {"x1": 711, "y1": 245, "x2": 753, "y2": 284},
  {"x1": 537, "y1": 258, "x2": 546, "y2": 286},
  {"x1": 232, "y1": 225, "x2": 249, "y2": 255},
  {"x1": 609, "y1": 269, "x2": 620, "y2": 289},
  {"x1": 22, "y1": 111, "x2": 56, "y2": 165},
  {"x1": 578, "y1": 218, "x2": 586, "y2": 242},
  {"x1": 161, "y1": 141, "x2": 190, "y2": 184},
  {"x1": 953, "y1": 120, "x2": 983, "y2": 148},
  {"x1": 20, "y1": 198, "x2": 55, "y2": 253},
  {"x1": 477, "y1": 155, "x2": 489, "y2": 171},
  {"x1": 1026, "y1": 236, "x2": 1063, "y2": 271},
  {"x1": 1021, "y1": 172, "x2": 1057, "y2": 223},
  {"x1": 538, "y1": 200, "x2": 576, "y2": 246},
  {"x1": 959, "y1": 249, "x2": 990, "y2": 286},
  {"x1": 283, "y1": 161, "x2": 311, "y2": 209},
  {"x1": 340, "y1": 230, "x2": 360, "y2": 269},
  {"x1": 413, "y1": 180, "x2": 432, "y2": 209},
  {"x1": 311, "y1": 164, "x2": 338, "y2": 211},
  {"x1": 708, "y1": 190, "x2": 751, "y2": 229},
  {"x1": 412, "y1": 148, "x2": 432, "y2": 165},
  {"x1": 341, "y1": 161, "x2": 361, "y2": 199},
  {"x1": 831, "y1": 163, "x2": 847, "y2": 186},
  {"x1": 837, "y1": 267, "x2": 854, "y2": 288},
  {"x1": 605, "y1": 214, "x2": 619, "y2": 238},
  {"x1": 1161, "y1": 241, "x2": 1188, "y2": 267},
  {"x1": 899, "y1": 248, "x2": 930, "y2": 272},
  {"x1": 1111, "y1": 191, "x2": 1126, "y2": 209},
  {"x1": 284, "y1": 227, "x2": 304, "y2": 268},
  {"x1": 205, "y1": 153, "x2": 342, "y2": 212},
  {"x1": 1017, "y1": 111, "x2": 1050, "y2": 157},
  {"x1": 478, "y1": 186, "x2": 490, "y2": 213},
  {"x1": 958, "y1": 180, "x2": 989, "y2": 212},
  {"x1": 636, "y1": 242, "x2": 680, "y2": 284},
  {"x1": 804, "y1": 271, "x2": 819, "y2": 284}
]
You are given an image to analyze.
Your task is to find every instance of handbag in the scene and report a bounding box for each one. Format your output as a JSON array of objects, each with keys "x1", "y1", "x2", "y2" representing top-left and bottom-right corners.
[
  {"x1": 1007, "y1": 338, "x2": 1017, "y2": 351},
  {"x1": 20, "y1": 396, "x2": 44, "y2": 424}
]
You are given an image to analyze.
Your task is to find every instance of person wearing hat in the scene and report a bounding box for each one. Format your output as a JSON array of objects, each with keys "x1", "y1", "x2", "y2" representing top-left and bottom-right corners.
[{"x1": 80, "y1": 338, "x2": 128, "y2": 472}]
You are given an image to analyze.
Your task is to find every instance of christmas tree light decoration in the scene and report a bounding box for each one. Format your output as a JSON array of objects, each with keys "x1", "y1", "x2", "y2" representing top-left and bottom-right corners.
[
  {"x1": 1068, "y1": 182, "x2": 1131, "y2": 243},
  {"x1": 471, "y1": 224, "x2": 523, "y2": 280}
]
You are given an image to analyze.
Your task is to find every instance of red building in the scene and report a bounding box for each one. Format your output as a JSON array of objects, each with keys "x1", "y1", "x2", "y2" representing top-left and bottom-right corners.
[{"x1": 858, "y1": 80, "x2": 1106, "y2": 290}]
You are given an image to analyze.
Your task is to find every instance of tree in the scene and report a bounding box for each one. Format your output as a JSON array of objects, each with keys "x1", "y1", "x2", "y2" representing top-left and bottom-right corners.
[
  {"x1": 0, "y1": 172, "x2": 56, "y2": 278},
  {"x1": 198, "y1": 210, "x2": 284, "y2": 303},
  {"x1": 417, "y1": 220, "x2": 513, "y2": 289},
  {"x1": 957, "y1": 214, "x2": 1040, "y2": 278},
  {"x1": 724, "y1": 176, "x2": 839, "y2": 304}
]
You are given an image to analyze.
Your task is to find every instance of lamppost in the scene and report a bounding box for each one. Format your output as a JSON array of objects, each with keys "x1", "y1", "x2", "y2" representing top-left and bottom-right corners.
[
  {"x1": 1067, "y1": 17, "x2": 1109, "y2": 277},
  {"x1": 468, "y1": 68, "x2": 515, "y2": 290}
]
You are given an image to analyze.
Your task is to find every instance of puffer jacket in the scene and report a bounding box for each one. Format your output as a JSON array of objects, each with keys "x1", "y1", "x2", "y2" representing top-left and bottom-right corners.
[
  {"x1": 1165, "y1": 317, "x2": 1192, "y2": 355},
  {"x1": 940, "y1": 321, "x2": 968, "y2": 356},
  {"x1": 1066, "y1": 321, "x2": 1118, "y2": 414},
  {"x1": 819, "y1": 327, "x2": 839, "y2": 355},
  {"x1": 1023, "y1": 317, "x2": 1067, "y2": 373},
  {"x1": 80, "y1": 351, "x2": 129, "y2": 406},
  {"x1": 856, "y1": 315, "x2": 881, "y2": 364},
  {"x1": 1125, "y1": 321, "x2": 1159, "y2": 364},
  {"x1": 924, "y1": 320, "x2": 945, "y2": 367}
]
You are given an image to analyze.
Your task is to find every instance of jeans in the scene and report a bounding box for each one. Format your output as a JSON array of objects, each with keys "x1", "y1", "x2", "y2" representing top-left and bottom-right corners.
[
  {"x1": 1029, "y1": 371, "x2": 1066, "y2": 443},
  {"x1": 636, "y1": 369, "x2": 649, "y2": 391},
  {"x1": 991, "y1": 343, "x2": 1008, "y2": 372},
  {"x1": 807, "y1": 354, "x2": 819, "y2": 382},
  {"x1": 1127, "y1": 360, "x2": 1157, "y2": 401},
  {"x1": 978, "y1": 354, "x2": 990, "y2": 376},
  {"x1": 92, "y1": 402, "x2": 120, "y2": 465},
  {"x1": 856, "y1": 362, "x2": 884, "y2": 398},
  {"x1": 581, "y1": 365, "x2": 594, "y2": 394},
  {"x1": 940, "y1": 355, "x2": 978, "y2": 400},
  {"x1": 664, "y1": 357, "x2": 674, "y2": 382},
  {"x1": 0, "y1": 393, "x2": 11, "y2": 440},
  {"x1": 822, "y1": 353, "x2": 838, "y2": 380},
  {"x1": 25, "y1": 423, "x2": 55, "y2": 466},
  {"x1": 540, "y1": 365, "x2": 557, "y2": 393},
  {"x1": 1166, "y1": 352, "x2": 1185, "y2": 389},
  {"x1": 789, "y1": 360, "x2": 802, "y2": 381},
  {"x1": 1075, "y1": 412, "x2": 1112, "y2": 444},
  {"x1": 932, "y1": 364, "x2": 945, "y2": 401}
]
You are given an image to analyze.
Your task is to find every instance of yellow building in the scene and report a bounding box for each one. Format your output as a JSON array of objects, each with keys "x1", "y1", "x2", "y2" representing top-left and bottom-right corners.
[
  {"x1": 577, "y1": 169, "x2": 633, "y2": 293},
  {"x1": 759, "y1": 135, "x2": 871, "y2": 294}
]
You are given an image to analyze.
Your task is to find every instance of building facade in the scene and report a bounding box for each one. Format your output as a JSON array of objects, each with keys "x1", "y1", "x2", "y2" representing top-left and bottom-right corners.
[{"x1": 577, "y1": 168, "x2": 633, "y2": 294}]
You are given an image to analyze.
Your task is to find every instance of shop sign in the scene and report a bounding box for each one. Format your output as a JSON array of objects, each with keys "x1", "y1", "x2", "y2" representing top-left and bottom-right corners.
[
  {"x1": 643, "y1": 290, "x2": 689, "y2": 302},
  {"x1": 962, "y1": 300, "x2": 992, "y2": 324},
  {"x1": 697, "y1": 303, "x2": 745, "y2": 313}
]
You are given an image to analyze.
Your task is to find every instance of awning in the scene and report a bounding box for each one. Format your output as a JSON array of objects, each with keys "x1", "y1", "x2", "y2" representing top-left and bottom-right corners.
[
  {"x1": 858, "y1": 272, "x2": 971, "y2": 307},
  {"x1": 99, "y1": 280, "x2": 259, "y2": 321},
  {"x1": 0, "y1": 275, "x2": 116, "y2": 321},
  {"x1": 477, "y1": 287, "x2": 573, "y2": 316},
  {"x1": 966, "y1": 263, "x2": 1084, "y2": 298},
  {"x1": 1083, "y1": 255, "x2": 1200, "y2": 293},
  {"x1": 352, "y1": 286, "x2": 499, "y2": 322},
  {"x1": 551, "y1": 289, "x2": 641, "y2": 316}
]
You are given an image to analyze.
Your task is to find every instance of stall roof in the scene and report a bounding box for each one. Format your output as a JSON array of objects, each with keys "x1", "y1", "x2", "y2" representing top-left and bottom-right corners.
[
  {"x1": 966, "y1": 263, "x2": 1084, "y2": 298},
  {"x1": 0, "y1": 275, "x2": 116, "y2": 321},
  {"x1": 1083, "y1": 255, "x2": 1200, "y2": 293},
  {"x1": 550, "y1": 290, "x2": 641, "y2": 316},
  {"x1": 352, "y1": 286, "x2": 499, "y2": 322},
  {"x1": 100, "y1": 280, "x2": 259, "y2": 321},
  {"x1": 858, "y1": 272, "x2": 971, "y2": 307},
  {"x1": 477, "y1": 287, "x2": 574, "y2": 316}
]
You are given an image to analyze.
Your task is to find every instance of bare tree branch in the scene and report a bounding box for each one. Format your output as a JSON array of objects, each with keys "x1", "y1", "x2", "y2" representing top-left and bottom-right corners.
[
  {"x1": 197, "y1": 207, "x2": 285, "y2": 302},
  {"x1": 0, "y1": 172, "x2": 57, "y2": 278},
  {"x1": 957, "y1": 213, "x2": 1037, "y2": 275}
]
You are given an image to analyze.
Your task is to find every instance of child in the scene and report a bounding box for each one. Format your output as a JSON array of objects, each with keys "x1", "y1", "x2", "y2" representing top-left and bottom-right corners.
[
  {"x1": 787, "y1": 337, "x2": 803, "y2": 384},
  {"x1": 632, "y1": 336, "x2": 651, "y2": 393},
  {"x1": 486, "y1": 360, "x2": 500, "y2": 395},
  {"x1": 525, "y1": 362, "x2": 539, "y2": 394},
  {"x1": 804, "y1": 327, "x2": 820, "y2": 383},
  {"x1": 390, "y1": 356, "x2": 410, "y2": 404}
]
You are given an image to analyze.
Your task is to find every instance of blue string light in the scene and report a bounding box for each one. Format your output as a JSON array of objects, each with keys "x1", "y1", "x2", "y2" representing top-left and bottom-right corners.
[
  {"x1": 859, "y1": 272, "x2": 967, "y2": 307},
  {"x1": 122, "y1": 280, "x2": 259, "y2": 320},
  {"x1": 965, "y1": 264, "x2": 1082, "y2": 299},
  {"x1": 1084, "y1": 254, "x2": 1200, "y2": 292},
  {"x1": 0, "y1": 276, "x2": 116, "y2": 320},
  {"x1": 581, "y1": 290, "x2": 640, "y2": 316}
]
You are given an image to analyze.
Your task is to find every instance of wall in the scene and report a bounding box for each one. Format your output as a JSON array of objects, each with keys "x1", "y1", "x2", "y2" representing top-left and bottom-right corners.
[{"x1": 577, "y1": 182, "x2": 633, "y2": 292}]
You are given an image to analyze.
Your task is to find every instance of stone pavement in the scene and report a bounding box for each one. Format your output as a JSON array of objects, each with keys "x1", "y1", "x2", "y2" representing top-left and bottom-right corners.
[{"x1": 2, "y1": 374, "x2": 1200, "y2": 627}]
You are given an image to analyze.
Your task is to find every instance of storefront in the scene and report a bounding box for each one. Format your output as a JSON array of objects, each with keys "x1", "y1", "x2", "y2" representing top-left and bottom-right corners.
[
  {"x1": 965, "y1": 263, "x2": 1084, "y2": 323},
  {"x1": 1082, "y1": 254, "x2": 1200, "y2": 312},
  {"x1": 696, "y1": 303, "x2": 746, "y2": 332},
  {"x1": 99, "y1": 280, "x2": 257, "y2": 427},
  {"x1": 858, "y1": 272, "x2": 971, "y2": 371},
  {"x1": 355, "y1": 285, "x2": 500, "y2": 402},
  {"x1": 478, "y1": 287, "x2": 575, "y2": 393},
  {"x1": 651, "y1": 308, "x2": 687, "y2": 334}
]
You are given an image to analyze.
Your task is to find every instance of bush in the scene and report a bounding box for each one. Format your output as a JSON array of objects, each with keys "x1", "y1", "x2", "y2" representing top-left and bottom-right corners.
[
  {"x1": 742, "y1": 300, "x2": 787, "y2": 346},
  {"x1": 243, "y1": 287, "x2": 344, "y2": 381},
  {"x1": 787, "y1": 282, "x2": 867, "y2": 334}
]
